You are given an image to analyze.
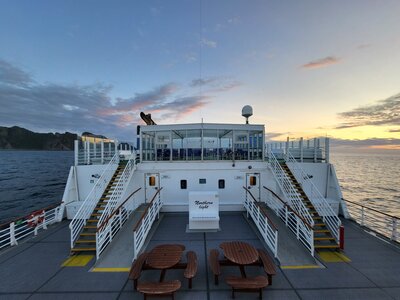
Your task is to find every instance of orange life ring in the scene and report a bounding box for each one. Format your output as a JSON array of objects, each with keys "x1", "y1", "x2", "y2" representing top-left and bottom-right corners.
[{"x1": 27, "y1": 210, "x2": 45, "y2": 227}]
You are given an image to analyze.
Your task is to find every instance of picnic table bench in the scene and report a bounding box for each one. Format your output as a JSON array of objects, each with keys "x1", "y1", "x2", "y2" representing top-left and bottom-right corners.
[
  {"x1": 225, "y1": 275, "x2": 268, "y2": 299},
  {"x1": 137, "y1": 280, "x2": 181, "y2": 300}
]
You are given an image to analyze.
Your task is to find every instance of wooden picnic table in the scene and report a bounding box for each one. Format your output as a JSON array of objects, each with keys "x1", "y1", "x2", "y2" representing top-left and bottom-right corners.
[
  {"x1": 146, "y1": 244, "x2": 185, "y2": 282},
  {"x1": 220, "y1": 241, "x2": 259, "y2": 278}
]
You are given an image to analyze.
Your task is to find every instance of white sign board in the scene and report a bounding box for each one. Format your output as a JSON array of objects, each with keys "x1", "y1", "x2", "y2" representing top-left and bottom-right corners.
[{"x1": 188, "y1": 191, "x2": 220, "y2": 230}]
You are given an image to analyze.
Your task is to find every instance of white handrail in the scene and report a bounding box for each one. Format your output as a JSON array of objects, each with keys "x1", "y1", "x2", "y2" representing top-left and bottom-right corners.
[
  {"x1": 133, "y1": 189, "x2": 163, "y2": 260},
  {"x1": 268, "y1": 150, "x2": 314, "y2": 226},
  {"x1": 243, "y1": 187, "x2": 278, "y2": 258},
  {"x1": 263, "y1": 186, "x2": 314, "y2": 256},
  {"x1": 287, "y1": 152, "x2": 341, "y2": 240},
  {"x1": 69, "y1": 153, "x2": 119, "y2": 248},
  {"x1": 0, "y1": 205, "x2": 62, "y2": 250},
  {"x1": 95, "y1": 154, "x2": 137, "y2": 258}
]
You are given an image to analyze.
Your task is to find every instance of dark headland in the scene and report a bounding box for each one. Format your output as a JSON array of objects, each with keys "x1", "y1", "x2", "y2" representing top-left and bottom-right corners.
[{"x1": 0, "y1": 126, "x2": 77, "y2": 150}]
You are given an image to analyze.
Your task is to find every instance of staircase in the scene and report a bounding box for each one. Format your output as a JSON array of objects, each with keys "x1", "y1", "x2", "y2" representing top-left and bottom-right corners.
[
  {"x1": 280, "y1": 162, "x2": 339, "y2": 251},
  {"x1": 71, "y1": 160, "x2": 127, "y2": 253}
]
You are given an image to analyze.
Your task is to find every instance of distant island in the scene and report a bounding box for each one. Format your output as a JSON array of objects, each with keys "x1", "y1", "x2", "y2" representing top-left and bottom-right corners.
[{"x1": 0, "y1": 126, "x2": 77, "y2": 150}]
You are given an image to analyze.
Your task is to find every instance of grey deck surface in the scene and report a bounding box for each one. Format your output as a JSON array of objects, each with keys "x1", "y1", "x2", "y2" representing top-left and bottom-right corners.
[
  {"x1": 0, "y1": 212, "x2": 400, "y2": 299},
  {"x1": 259, "y1": 205, "x2": 319, "y2": 267}
]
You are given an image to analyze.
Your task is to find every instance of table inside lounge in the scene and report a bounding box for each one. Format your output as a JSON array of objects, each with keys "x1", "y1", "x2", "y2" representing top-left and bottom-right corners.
[
  {"x1": 220, "y1": 241, "x2": 259, "y2": 278},
  {"x1": 146, "y1": 244, "x2": 185, "y2": 281}
]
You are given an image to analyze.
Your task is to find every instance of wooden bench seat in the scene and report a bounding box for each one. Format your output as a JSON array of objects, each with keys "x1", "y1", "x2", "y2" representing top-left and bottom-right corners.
[
  {"x1": 184, "y1": 251, "x2": 198, "y2": 289},
  {"x1": 257, "y1": 249, "x2": 277, "y2": 285},
  {"x1": 129, "y1": 252, "x2": 148, "y2": 290},
  {"x1": 209, "y1": 249, "x2": 221, "y2": 285},
  {"x1": 137, "y1": 280, "x2": 181, "y2": 300},
  {"x1": 225, "y1": 275, "x2": 268, "y2": 299}
]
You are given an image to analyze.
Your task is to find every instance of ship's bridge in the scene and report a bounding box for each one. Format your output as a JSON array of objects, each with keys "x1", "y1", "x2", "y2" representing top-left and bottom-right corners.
[{"x1": 139, "y1": 123, "x2": 265, "y2": 162}]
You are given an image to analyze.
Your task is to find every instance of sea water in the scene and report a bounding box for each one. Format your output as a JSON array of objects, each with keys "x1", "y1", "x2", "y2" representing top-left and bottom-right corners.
[{"x1": 0, "y1": 150, "x2": 399, "y2": 223}]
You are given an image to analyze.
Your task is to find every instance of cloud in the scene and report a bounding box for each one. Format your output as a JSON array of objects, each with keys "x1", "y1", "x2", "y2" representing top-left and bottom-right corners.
[
  {"x1": 0, "y1": 59, "x2": 220, "y2": 140},
  {"x1": 336, "y1": 93, "x2": 400, "y2": 129},
  {"x1": 330, "y1": 137, "x2": 400, "y2": 151},
  {"x1": 265, "y1": 132, "x2": 285, "y2": 141},
  {"x1": 0, "y1": 59, "x2": 33, "y2": 87},
  {"x1": 201, "y1": 38, "x2": 217, "y2": 48},
  {"x1": 357, "y1": 44, "x2": 371, "y2": 50},
  {"x1": 301, "y1": 56, "x2": 341, "y2": 69},
  {"x1": 388, "y1": 128, "x2": 400, "y2": 133},
  {"x1": 189, "y1": 76, "x2": 241, "y2": 92}
]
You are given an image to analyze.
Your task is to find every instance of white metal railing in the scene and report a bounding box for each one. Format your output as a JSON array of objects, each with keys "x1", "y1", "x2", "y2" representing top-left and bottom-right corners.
[
  {"x1": 69, "y1": 153, "x2": 119, "y2": 248},
  {"x1": 264, "y1": 186, "x2": 314, "y2": 256},
  {"x1": 0, "y1": 204, "x2": 63, "y2": 250},
  {"x1": 75, "y1": 140, "x2": 118, "y2": 166},
  {"x1": 344, "y1": 199, "x2": 399, "y2": 242},
  {"x1": 266, "y1": 137, "x2": 329, "y2": 163},
  {"x1": 243, "y1": 187, "x2": 278, "y2": 257},
  {"x1": 133, "y1": 188, "x2": 163, "y2": 260},
  {"x1": 96, "y1": 188, "x2": 141, "y2": 259},
  {"x1": 97, "y1": 154, "x2": 136, "y2": 231},
  {"x1": 287, "y1": 152, "x2": 341, "y2": 241},
  {"x1": 268, "y1": 150, "x2": 314, "y2": 227}
]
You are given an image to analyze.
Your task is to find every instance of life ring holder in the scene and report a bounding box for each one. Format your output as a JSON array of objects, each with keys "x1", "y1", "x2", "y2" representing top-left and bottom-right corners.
[{"x1": 27, "y1": 210, "x2": 45, "y2": 228}]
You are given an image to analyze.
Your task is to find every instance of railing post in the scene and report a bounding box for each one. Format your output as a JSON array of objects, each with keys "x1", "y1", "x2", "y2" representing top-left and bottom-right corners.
[
  {"x1": 87, "y1": 141, "x2": 91, "y2": 165},
  {"x1": 285, "y1": 206, "x2": 288, "y2": 226},
  {"x1": 313, "y1": 138, "x2": 317, "y2": 163},
  {"x1": 74, "y1": 140, "x2": 79, "y2": 166},
  {"x1": 300, "y1": 137, "x2": 303, "y2": 162},
  {"x1": 325, "y1": 138, "x2": 330, "y2": 163},
  {"x1": 391, "y1": 218, "x2": 398, "y2": 241},
  {"x1": 285, "y1": 137, "x2": 289, "y2": 161},
  {"x1": 10, "y1": 222, "x2": 18, "y2": 246},
  {"x1": 296, "y1": 218, "x2": 300, "y2": 239},
  {"x1": 101, "y1": 141, "x2": 104, "y2": 164}
]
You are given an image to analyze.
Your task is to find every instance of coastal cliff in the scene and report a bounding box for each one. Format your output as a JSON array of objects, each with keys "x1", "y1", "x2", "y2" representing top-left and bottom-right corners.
[{"x1": 0, "y1": 126, "x2": 77, "y2": 150}]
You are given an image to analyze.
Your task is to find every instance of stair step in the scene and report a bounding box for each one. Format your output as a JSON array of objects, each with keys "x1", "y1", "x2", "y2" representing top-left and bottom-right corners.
[
  {"x1": 315, "y1": 244, "x2": 340, "y2": 249},
  {"x1": 313, "y1": 216, "x2": 322, "y2": 220},
  {"x1": 314, "y1": 229, "x2": 331, "y2": 233},
  {"x1": 76, "y1": 239, "x2": 96, "y2": 244},
  {"x1": 71, "y1": 247, "x2": 96, "y2": 252},
  {"x1": 87, "y1": 219, "x2": 99, "y2": 223},
  {"x1": 83, "y1": 225, "x2": 97, "y2": 229},
  {"x1": 91, "y1": 213, "x2": 102, "y2": 217},
  {"x1": 314, "y1": 223, "x2": 326, "y2": 227},
  {"x1": 80, "y1": 232, "x2": 96, "y2": 236},
  {"x1": 314, "y1": 237, "x2": 336, "y2": 241}
]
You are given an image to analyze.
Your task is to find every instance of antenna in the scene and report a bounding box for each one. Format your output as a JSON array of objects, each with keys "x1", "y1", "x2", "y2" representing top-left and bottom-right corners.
[{"x1": 241, "y1": 105, "x2": 253, "y2": 124}]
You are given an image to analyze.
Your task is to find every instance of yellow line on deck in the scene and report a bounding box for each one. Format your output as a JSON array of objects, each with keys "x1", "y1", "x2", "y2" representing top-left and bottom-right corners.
[
  {"x1": 319, "y1": 251, "x2": 351, "y2": 263},
  {"x1": 281, "y1": 265, "x2": 321, "y2": 269},
  {"x1": 62, "y1": 255, "x2": 94, "y2": 267},
  {"x1": 91, "y1": 267, "x2": 130, "y2": 272}
]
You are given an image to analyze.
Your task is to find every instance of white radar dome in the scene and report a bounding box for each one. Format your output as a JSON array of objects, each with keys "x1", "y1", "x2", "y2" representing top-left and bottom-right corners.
[{"x1": 242, "y1": 105, "x2": 253, "y2": 124}]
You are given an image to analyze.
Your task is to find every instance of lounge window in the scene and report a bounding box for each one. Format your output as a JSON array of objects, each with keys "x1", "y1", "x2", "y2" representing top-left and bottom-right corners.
[
  {"x1": 249, "y1": 176, "x2": 257, "y2": 186},
  {"x1": 180, "y1": 180, "x2": 187, "y2": 189},
  {"x1": 148, "y1": 176, "x2": 156, "y2": 186},
  {"x1": 218, "y1": 179, "x2": 225, "y2": 189},
  {"x1": 199, "y1": 178, "x2": 206, "y2": 184}
]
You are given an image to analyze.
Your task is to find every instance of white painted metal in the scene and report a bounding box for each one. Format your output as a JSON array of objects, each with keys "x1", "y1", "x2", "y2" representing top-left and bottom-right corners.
[
  {"x1": 96, "y1": 154, "x2": 138, "y2": 258},
  {"x1": 263, "y1": 187, "x2": 314, "y2": 256},
  {"x1": 344, "y1": 199, "x2": 399, "y2": 242},
  {"x1": 133, "y1": 189, "x2": 163, "y2": 260},
  {"x1": 268, "y1": 150, "x2": 314, "y2": 226},
  {"x1": 0, "y1": 205, "x2": 62, "y2": 250},
  {"x1": 243, "y1": 188, "x2": 278, "y2": 257},
  {"x1": 287, "y1": 152, "x2": 341, "y2": 241},
  {"x1": 69, "y1": 153, "x2": 119, "y2": 248}
]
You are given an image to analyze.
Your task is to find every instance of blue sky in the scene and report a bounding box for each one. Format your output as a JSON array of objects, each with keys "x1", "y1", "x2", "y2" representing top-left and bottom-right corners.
[{"x1": 0, "y1": 0, "x2": 399, "y2": 150}]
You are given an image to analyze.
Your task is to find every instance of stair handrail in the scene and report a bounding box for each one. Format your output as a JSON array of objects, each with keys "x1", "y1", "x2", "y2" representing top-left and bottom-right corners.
[
  {"x1": 133, "y1": 187, "x2": 163, "y2": 260},
  {"x1": 243, "y1": 186, "x2": 278, "y2": 257},
  {"x1": 96, "y1": 153, "x2": 137, "y2": 231},
  {"x1": 95, "y1": 187, "x2": 142, "y2": 259},
  {"x1": 69, "y1": 152, "x2": 119, "y2": 248},
  {"x1": 268, "y1": 150, "x2": 314, "y2": 226},
  {"x1": 263, "y1": 186, "x2": 313, "y2": 230},
  {"x1": 286, "y1": 151, "x2": 341, "y2": 240},
  {"x1": 263, "y1": 186, "x2": 314, "y2": 256}
]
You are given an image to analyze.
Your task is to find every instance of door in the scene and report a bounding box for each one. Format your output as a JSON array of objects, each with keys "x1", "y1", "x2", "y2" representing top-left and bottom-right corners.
[
  {"x1": 246, "y1": 173, "x2": 260, "y2": 201},
  {"x1": 145, "y1": 173, "x2": 160, "y2": 203}
]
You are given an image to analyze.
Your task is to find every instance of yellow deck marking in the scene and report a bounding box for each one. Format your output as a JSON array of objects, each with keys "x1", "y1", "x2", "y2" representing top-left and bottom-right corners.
[
  {"x1": 62, "y1": 255, "x2": 94, "y2": 267},
  {"x1": 319, "y1": 251, "x2": 351, "y2": 263},
  {"x1": 281, "y1": 265, "x2": 321, "y2": 269},
  {"x1": 91, "y1": 267, "x2": 130, "y2": 272}
]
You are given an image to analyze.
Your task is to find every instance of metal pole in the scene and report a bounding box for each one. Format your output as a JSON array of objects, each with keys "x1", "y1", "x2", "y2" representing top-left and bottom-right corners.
[
  {"x1": 300, "y1": 137, "x2": 303, "y2": 162},
  {"x1": 74, "y1": 140, "x2": 79, "y2": 166},
  {"x1": 325, "y1": 137, "x2": 330, "y2": 163},
  {"x1": 101, "y1": 141, "x2": 104, "y2": 164}
]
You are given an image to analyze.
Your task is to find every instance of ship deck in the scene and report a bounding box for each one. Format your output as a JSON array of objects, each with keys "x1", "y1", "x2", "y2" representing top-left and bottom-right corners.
[{"x1": 1, "y1": 212, "x2": 400, "y2": 300}]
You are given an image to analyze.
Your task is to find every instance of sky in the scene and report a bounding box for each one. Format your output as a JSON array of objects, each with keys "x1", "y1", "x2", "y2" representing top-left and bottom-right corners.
[{"x1": 0, "y1": 0, "x2": 399, "y2": 151}]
